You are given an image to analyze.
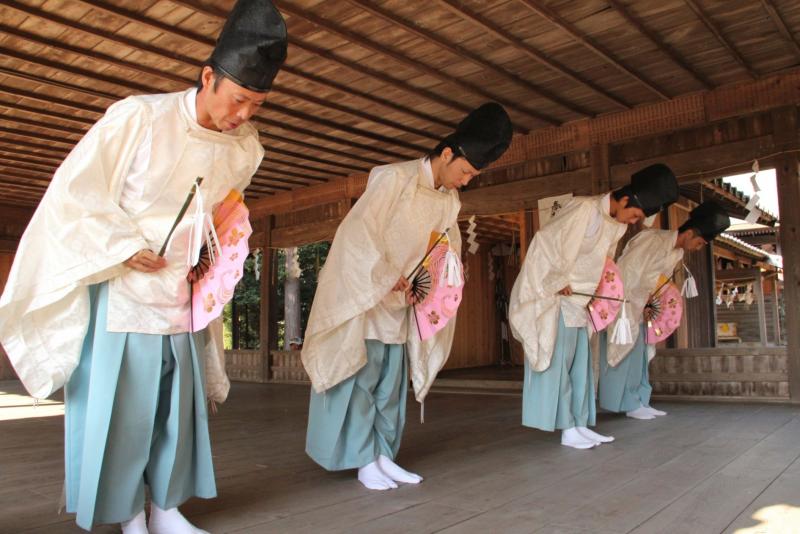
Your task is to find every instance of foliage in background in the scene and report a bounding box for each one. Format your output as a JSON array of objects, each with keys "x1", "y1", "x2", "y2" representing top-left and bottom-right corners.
[{"x1": 222, "y1": 242, "x2": 330, "y2": 350}]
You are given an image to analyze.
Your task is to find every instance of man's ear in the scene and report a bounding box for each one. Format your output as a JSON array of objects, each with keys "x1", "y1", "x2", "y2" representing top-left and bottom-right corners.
[
  {"x1": 617, "y1": 196, "x2": 629, "y2": 209},
  {"x1": 440, "y1": 146, "x2": 453, "y2": 165},
  {"x1": 200, "y1": 65, "x2": 214, "y2": 92}
]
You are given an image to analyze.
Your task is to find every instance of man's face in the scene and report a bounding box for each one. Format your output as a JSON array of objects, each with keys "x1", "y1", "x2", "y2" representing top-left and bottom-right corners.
[
  {"x1": 199, "y1": 68, "x2": 267, "y2": 131},
  {"x1": 439, "y1": 148, "x2": 481, "y2": 190},
  {"x1": 680, "y1": 229, "x2": 708, "y2": 252},
  {"x1": 613, "y1": 196, "x2": 646, "y2": 225}
]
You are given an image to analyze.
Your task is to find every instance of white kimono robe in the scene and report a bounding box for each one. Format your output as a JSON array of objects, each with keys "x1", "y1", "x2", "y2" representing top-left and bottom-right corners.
[
  {"x1": 301, "y1": 159, "x2": 461, "y2": 402},
  {"x1": 605, "y1": 229, "x2": 684, "y2": 367},
  {"x1": 0, "y1": 89, "x2": 263, "y2": 401},
  {"x1": 509, "y1": 195, "x2": 627, "y2": 371}
]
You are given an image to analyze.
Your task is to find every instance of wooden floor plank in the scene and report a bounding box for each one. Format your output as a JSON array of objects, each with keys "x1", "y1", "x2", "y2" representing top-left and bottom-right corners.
[
  {"x1": 630, "y1": 418, "x2": 800, "y2": 533},
  {"x1": 1, "y1": 380, "x2": 800, "y2": 534}
]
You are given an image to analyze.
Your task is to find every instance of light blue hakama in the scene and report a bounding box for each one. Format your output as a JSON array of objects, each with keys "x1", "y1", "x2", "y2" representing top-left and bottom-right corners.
[
  {"x1": 522, "y1": 313, "x2": 596, "y2": 432},
  {"x1": 64, "y1": 283, "x2": 216, "y2": 530},
  {"x1": 598, "y1": 325, "x2": 652, "y2": 413},
  {"x1": 306, "y1": 339, "x2": 407, "y2": 471}
]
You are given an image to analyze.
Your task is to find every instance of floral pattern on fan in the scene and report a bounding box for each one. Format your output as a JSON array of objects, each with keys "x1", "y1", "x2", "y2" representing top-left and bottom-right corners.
[
  {"x1": 413, "y1": 241, "x2": 464, "y2": 341},
  {"x1": 646, "y1": 279, "x2": 683, "y2": 343},
  {"x1": 191, "y1": 189, "x2": 252, "y2": 332},
  {"x1": 586, "y1": 257, "x2": 624, "y2": 333}
]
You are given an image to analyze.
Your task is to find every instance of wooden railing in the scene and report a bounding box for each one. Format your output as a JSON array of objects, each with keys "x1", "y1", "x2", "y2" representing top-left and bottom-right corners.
[
  {"x1": 650, "y1": 346, "x2": 789, "y2": 401},
  {"x1": 225, "y1": 349, "x2": 309, "y2": 384}
]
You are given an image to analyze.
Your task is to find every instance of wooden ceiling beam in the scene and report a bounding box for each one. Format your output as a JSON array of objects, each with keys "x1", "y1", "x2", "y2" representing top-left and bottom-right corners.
[
  {"x1": 249, "y1": 69, "x2": 800, "y2": 217},
  {"x1": 0, "y1": 190, "x2": 39, "y2": 206},
  {"x1": 251, "y1": 171, "x2": 321, "y2": 187},
  {"x1": 0, "y1": 79, "x2": 106, "y2": 114},
  {"x1": 0, "y1": 29, "x2": 424, "y2": 159},
  {"x1": 0, "y1": 126, "x2": 77, "y2": 148},
  {"x1": 606, "y1": 0, "x2": 713, "y2": 90},
  {"x1": 0, "y1": 96, "x2": 385, "y2": 167},
  {"x1": 0, "y1": 146, "x2": 65, "y2": 164},
  {"x1": 683, "y1": 0, "x2": 757, "y2": 79},
  {"x1": 274, "y1": 83, "x2": 439, "y2": 142},
  {"x1": 432, "y1": 0, "x2": 629, "y2": 111},
  {"x1": 4, "y1": 0, "x2": 452, "y2": 141},
  {"x1": 0, "y1": 87, "x2": 389, "y2": 171},
  {"x1": 287, "y1": 38, "x2": 474, "y2": 123},
  {"x1": 168, "y1": 0, "x2": 526, "y2": 126},
  {"x1": 261, "y1": 157, "x2": 343, "y2": 179},
  {"x1": 266, "y1": 146, "x2": 368, "y2": 173},
  {"x1": 760, "y1": 0, "x2": 800, "y2": 62},
  {"x1": 0, "y1": 155, "x2": 59, "y2": 174},
  {"x1": 0, "y1": 115, "x2": 368, "y2": 179},
  {"x1": 0, "y1": 78, "x2": 384, "y2": 176},
  {"x1": 518, "y1": 0, "x2": 670, "y2": 100},
  {"x1": 345, "y1": 0, "x2": 591, "y2": 118},
  {"x1": 279, "y1": 64, "x2": 456, "y2": 131},
  {"x1": 0, "y1": 100, "x2": 95, "y2": 127},
  {"x1": 263, "y1": 102, "x2": 426, "y2": 154},
  {"x1": 0, "y1": 167, "x2": 51, "y2": 187},
  {"x1": 0, "y1": 137, "x2": 69, "y2": 157},
  {"x1": 245, "y1": 179, "x2": 291, "y2": 192},
  {"x1": 257, "y1": 163, "x2": 333, "y2": 182},
  {"x1": 274, "y1": 1, "x2": 554, "y2": 127},
  {"x1": 0, "y1": 114, "x2": 86, "y2": 137},
  {"x1": 260, "y1": 131, "x2": 384, "y2": 166},
  {"x1": 255, "y1": 169, "x2": 326, "y2": 185},
  {"x1": 0, "y1": 138, "x2": 69, "y2": 156},
  {"x1": 0, "y1": 62, "x2": 120, "y2": 103},
  {"x1": 254, "y1": 114, "x2": 411, "y2": 160},
  {"x1": 0, "y1": 158, "x2": 288, "y2": 194}
]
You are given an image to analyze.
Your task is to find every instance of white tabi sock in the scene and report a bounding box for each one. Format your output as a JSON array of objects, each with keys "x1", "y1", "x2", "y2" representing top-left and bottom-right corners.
[
  {"x1": 561, "y1": 427, "x2": 597, "y2": 449},
  {"x1": 378, "y1": 454, "x2": 423, "y2": 484},
  {"x1": 121, "y1": 510, "x2": 148, "y2": 534},
  {"x1": 358, "y1": 460, "x2": 398, "y2": 490},
  {"x1": 148, "y1": 503, "x2": 209, "y2": 534},
  {"x1": 645, "y1": 406, "x2": 667, "y2": 416},
  {"x1": 577, "y1": 426, "x2": 615, "y2": 443},
  {"x1": 626, "y1": 406, "x2": 656, "y2": 420}
]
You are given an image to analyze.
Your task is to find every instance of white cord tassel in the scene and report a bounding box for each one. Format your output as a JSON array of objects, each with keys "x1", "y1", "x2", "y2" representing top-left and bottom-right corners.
[
  {"x1": 186, "y1": 180, "x2": 220, "y2": 269},
  {"x1": 610, "y1": 300, "x2": 633, "y2": 345},
  {"x1": 420, "y1": 401, "x2": 425, "y2": 424},
  {"x1": 682, "y1": 263, "x2": 699, "y2": 298}
]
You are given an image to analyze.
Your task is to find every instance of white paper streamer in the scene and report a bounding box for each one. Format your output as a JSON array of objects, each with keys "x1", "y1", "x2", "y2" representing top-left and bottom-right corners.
[
  {"x1": 466, "y1": 215, "x2": 479, "y2": 255},
  {"x1": 187, "y1": 179, "x2": 220, "y2": 269},
  {"x1": 745, "y1": 207, "x2": 762, "y2": 224}
]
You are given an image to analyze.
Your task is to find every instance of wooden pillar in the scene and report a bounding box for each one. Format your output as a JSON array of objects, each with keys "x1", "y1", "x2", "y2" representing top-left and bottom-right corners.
[
  {"x1": 231, "y1": 300, "x2": 240, "y2": 349},
  {"x1": 259, "y1": 215, "x2": 278, "y2": 381},
  {"x1": 707, "y1": 242, "x2": 719, "y2": 347},
  {"x1": 755, "y1": 271, "x2": 768, "y2": 346},
  {"x1": 776, "y1": 153, "x2": 800, "y2": 401},
  {"x1": 772, "y1": 106, "x2": 800, "y2": 401},
  {"x1": 771, "y1": 277, "x2": 782, "y2": 344},
  {"x1": 518, "y1": 209, "x2": 534, "y2": 262}
]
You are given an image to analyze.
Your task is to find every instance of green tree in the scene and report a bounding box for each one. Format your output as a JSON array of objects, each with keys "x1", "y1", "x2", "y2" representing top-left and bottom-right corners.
[{"x1": 223, "y1": 242, "x2": 330, "y2": 350}]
